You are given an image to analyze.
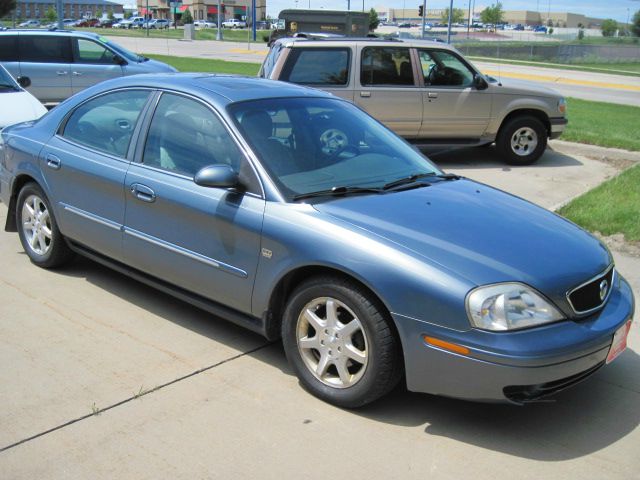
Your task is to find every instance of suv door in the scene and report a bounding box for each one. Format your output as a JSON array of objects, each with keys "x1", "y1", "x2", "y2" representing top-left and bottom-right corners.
[
  {"x1": 122, "y1": 92, "x2": 265, "y2": 314},
  {"x1": 355, "y1": 46, "x2": 422, "y2": 138},
  {"x1": 417, "y1": 48, "x2": 492, "y2": 139},
  {"x1": 70, "y1": 37, "x2": 125, "y2": 95},
  {"x1": 41, "y1": 89, "x2": 152, "y2": 260},
  {"x1": 278, "y1": 47, "x2": 354, "y2": 102},
  {"x1": 18, "y1": 34, "x2": 73, "y2": 103}
]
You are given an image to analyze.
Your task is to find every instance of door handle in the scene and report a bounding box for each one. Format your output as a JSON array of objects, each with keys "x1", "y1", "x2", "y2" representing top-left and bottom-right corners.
[
  {"x1": 46, "y1": 154, "x2": 61, "y2": 170},
  {"x1": 72, "y1": 71, "x2": 83, "y2": 76},
  {"x1": 360, "y1": 91, "x2": 371, "y2": 98},
  {"x1": 56, "y1": 71, "x2": 68, "y2": 76},
  {"x1": 130, "y1": 183, "x2": 156, "y2": 203},
  {"x1": 428, "y1": 92, "x2": 438, "y2": 98}
]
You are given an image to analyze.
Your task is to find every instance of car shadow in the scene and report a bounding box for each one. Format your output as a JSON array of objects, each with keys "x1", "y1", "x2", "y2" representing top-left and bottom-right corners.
[
  {"x1": 423, "y1": 145, "x2": 583, "y2": 170},
  {"x1": 53, "y1": 255, "x2": 638, "y2": 462}
]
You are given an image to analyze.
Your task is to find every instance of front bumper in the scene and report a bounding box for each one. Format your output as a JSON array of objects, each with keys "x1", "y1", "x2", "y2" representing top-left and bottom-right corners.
[
  {"x1": 394, "y1": 274, "x2": 635, "y2": 403},
  {"x1": 550, "y1": 117, "x2": 568, "y2": 139}
]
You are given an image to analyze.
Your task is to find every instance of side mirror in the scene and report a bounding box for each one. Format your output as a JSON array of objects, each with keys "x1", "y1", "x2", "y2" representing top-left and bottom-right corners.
[
  {"x1": 17, "y1": 76, "x2": 31, "y2": 88},
  {"x1": 473, "y1": 74, "x2": 488, "y2": 90},
  {"x1": 194, "y1": 164, "x2": 240, "y2": 189}
]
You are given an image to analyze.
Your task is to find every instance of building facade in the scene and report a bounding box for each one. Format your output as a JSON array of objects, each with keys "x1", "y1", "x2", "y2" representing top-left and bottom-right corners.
[
  {"x1": 13, "y1": 0, "x2": 124, "y2": 19},
  {"x1": 137, "y1": 0, "x2": 266, "y2": 23}
]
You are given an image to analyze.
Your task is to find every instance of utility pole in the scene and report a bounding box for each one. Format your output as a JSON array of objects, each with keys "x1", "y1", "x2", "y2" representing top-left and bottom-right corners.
[
  {"x1": 56, "y1": 0, "x2": 63, "y2": 29},
  {"x1": 251, "y1": 0, "x2": 256, "y2": 41},
  {"x1": 216, "y1": 0, "x2": 222, "y2": 40},
  {"x1": 467, "y1": 0, "x2": 471, "y2": 37},
  {"x1": 446, "y1": 0, "x2": 453, "y2": 43},
  {"x1": 421, "y1": 0, "x2": 426, "y2": 39}
]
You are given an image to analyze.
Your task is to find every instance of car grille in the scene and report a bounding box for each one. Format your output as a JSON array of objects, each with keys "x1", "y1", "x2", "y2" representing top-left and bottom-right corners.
[
  {"x1": 567, "y1": 266, "x2": 615, "y2": 315},
  {"x1": 503, "y1": 361, "x2": 605, "y2": 403}
]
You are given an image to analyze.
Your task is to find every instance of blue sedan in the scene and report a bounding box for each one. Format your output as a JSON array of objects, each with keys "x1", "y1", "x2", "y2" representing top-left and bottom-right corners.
[{"x1": 0, "y1": 74, "x2": 634, "y2": 407}]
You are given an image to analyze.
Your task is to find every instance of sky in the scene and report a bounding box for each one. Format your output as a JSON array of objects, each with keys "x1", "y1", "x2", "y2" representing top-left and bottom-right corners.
[{"x1": 265, "y1": 0, "x2": 640, "y2": 24}]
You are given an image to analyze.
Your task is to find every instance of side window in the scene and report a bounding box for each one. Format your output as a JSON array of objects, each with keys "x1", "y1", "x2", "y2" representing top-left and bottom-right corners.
[
  {"x1": 0, "y1": 35, "x2": 18, "y2": 62},
  {"x1": 281, "y1": 48, "x2": 350, "y2": 86},
  {"x1": 420, "y1": 50, "x2": 474, "y2": 88},
  {"x1": 19, "y1": 36, "x2": 72, "y2": 63},
  {"x1": 63, "y1": 90, "x2": 150, "y2": 157},
  {"x1": 360, "y1": 47, "x2": 414, "y2": 87},
  {"x1": 142, "y1": 93, "x2": 247, "y2": 178},
  {"x1": 75, "y1": 39, "x2": 115, "y2": 64},
  {"x1": 260, "y1": 43, "x2": 282, "y2": 78}
]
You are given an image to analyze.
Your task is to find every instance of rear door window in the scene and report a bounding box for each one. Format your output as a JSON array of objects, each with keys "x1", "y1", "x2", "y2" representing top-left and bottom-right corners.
[
  {"x1": 360, "y1": 47, "x2": 414, "y2": 86},
  {"x1": 280, "y1": 48, "x2": 351, "y2": 86},
  {"x1": 19, "y1": 35, "x2": 72, "y2": 63},
  {"x1": 0, "y1": 35, "x2": 18, "y2": 62}
]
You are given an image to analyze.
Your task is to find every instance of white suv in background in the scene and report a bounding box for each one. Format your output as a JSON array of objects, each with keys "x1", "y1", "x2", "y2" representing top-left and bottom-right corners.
[{"x1": 222, "y1": 19, "x2": 247, "y2": 28}]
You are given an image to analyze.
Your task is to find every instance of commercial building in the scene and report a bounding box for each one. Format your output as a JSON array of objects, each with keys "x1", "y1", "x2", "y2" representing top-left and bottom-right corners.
[
  {"x1": 13, "y1": 0, "x2": 124, "y2": 19},
  {"x1": 136, "y1": 0, "x2": 266, "y2": 23}
]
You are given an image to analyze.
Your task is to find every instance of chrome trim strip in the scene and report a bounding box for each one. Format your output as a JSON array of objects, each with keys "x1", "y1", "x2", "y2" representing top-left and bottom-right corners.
[
  {"x1": 61, "y1": 203, "x2": 122, "y2": 231},
  {"x1": 123, "y1": 227, "x2": 248, "y2": 278},
  {"x1": 566, "y1": 264, "x2": 615, "y2": 316}
]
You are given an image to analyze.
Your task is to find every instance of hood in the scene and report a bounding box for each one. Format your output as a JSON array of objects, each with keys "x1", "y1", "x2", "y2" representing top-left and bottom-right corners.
[
  {"x1": 489, "y1": 77, "x2": 562, "y2": 98},
  {"x1": 0, "y1": 91, "x2": 47, "y2": 129},
  {"x1": 141, "y1": 58, "x2": 178, "y2": 73},
  {"x1": 313, "y1": 179, "x2": 610, "y2": 308}
]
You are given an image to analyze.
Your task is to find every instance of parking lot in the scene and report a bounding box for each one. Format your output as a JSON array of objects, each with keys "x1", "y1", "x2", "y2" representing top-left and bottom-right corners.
[{"x1": 1, "y1": 143, "x2": 638, "y2": 479}]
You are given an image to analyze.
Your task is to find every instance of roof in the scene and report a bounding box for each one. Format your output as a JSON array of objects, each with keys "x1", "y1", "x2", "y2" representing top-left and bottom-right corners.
[{"x1": 276, "y1": 36, "x2": 454, "y2": 50}]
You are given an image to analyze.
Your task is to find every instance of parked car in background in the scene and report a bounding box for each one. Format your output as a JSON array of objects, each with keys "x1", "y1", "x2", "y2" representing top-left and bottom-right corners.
[
  {"x1": 260, "y1": 37, "x2": 568, "y2": 165},
  {"x1": 222, "y1": 18, "x2": 247, "y2": 28},
  {"x1": 194, "y1": 19, "x2": 216, "y2": 28},
  {"x1": 130, "y1": 17, "x2": 147, "y2": 28},
  {"x1": 534, "y1": 25, "x2": 548, "y2": 33},
  {"x1": 112, "y1": 19, "x2": 131, "y2": 28},
  {"x1": 97, "y1": 19, "x2": 118, "y2": 28},
  {"x1": 0, "y1": 73, "x2": 633, "y2": 408},
  {"x1": 0, "y1": 29, "x2": 177, "y2": 104},
  {"x1": 18, "y1": 20, "x2": 40, "y2": 28},
  {"x1": 146, "y1": 19, "x2": 170, "y2": 29},
  {"x1": 0, "y1": 64, "x2": 47, "y2": 129},
  {"x1": 76, "y1": 18, "x2": 101, "y2": 28}
]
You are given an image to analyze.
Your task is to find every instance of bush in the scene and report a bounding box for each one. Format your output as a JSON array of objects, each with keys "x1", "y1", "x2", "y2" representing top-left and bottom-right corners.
[
  {"x1": 601, "y1": 19, "x2": 618, "y2": 37},
  {"x1": 578, "y1": 29, "x2": 584, "y2": 40}
]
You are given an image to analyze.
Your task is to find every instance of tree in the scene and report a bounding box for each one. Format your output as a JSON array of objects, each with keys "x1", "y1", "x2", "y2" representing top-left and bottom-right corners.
[
  {"x1": 182, "y1": 7, "x2": 193, "y2": 24},
  {"x1": 368, "y1": 8, "x2": 379, "y2": 31},
  {"x1": 480, "y1": 2, "x2": 503, "y2": 26},
  {"x1": 0, "y1": 0, "x2": 17, "y2": 18},
  {"x1": 632, "y1": 10, "x2": 640, "y2": 37},
  {"x1": 601, "y1": 18, "x2": 618, "y2": 37},
  {"x1": 44, "y1": 5, "x2": 57, "y2": 23},
  {"x1": 108, "y1": 8, "x2": 115, "y2": 21},
  {"x1": 441, "y1": 8, "x2": 465, "y2": 25}
]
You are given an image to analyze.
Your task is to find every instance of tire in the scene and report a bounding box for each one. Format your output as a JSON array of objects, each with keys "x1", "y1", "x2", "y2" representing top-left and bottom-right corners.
[
  {"x1": 496, "y1": 115, "x2": 547, "y2": 166},
  {"x1": 282, "y1": 276, "x2": 402, "y2": 408},
  {"x1": 16, "y1": 183, "x2": 74, "y2": 268}
]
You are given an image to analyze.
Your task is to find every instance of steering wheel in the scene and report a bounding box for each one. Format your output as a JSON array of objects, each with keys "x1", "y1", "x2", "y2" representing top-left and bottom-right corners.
[{"x1": 319, "y1": 128, "x2": 349, "y2": 155}]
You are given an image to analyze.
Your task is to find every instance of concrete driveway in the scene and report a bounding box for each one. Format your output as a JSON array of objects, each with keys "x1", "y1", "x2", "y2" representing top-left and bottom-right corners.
[{"x1": 0, "y1": 143, "x2": 638, "y2": 479}]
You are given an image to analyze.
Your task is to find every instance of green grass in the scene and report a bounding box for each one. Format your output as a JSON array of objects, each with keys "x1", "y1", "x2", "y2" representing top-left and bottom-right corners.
[
  {"x1": 144, "y1": 53, "x2": 260, "y2": 75},
  {"x1": 563, "y1": 98, "x2": 640, "y2": 152},
  {"x1": 80, "y1": 27, "x2": 270, "y2": 43},
  {"x1": 469, "y1": 56, "x2": 640, "y2": 77},
  {"x1": 558, "y1": 165, "x2": 640, "y2": 242}
]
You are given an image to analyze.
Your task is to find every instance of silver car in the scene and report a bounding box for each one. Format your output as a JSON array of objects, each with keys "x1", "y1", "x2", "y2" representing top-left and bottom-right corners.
[
  {"x1": 0, "y1": 30, "x2": 177, "y2": 104},
  {"x1": 260, "y1": 37, "x2": 568, "y2": 165}
]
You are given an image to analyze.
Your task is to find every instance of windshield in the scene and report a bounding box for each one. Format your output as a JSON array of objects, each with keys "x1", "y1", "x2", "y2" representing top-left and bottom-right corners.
[
  {"x1": 96, "y1": 36, "x2": 143, "y2": 63},
  {"x1": 0, "y1": 65, "x2": 19, "y2": 89},
  {"x1": 229, "y1": 97, "x2": 440, "y2": 201}
]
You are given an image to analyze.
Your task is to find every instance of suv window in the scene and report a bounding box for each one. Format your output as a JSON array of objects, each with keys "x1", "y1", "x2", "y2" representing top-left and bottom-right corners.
[
  {"x1": 281, "y1": 48, "x2": 350, "y2": 86},
  {"x1": 20, "y1": 35, "x2": 72, "y2": 63},
  {"x1": 75, "y1": 38, "x2": 115, "y2": 64},
  {"x1": 0, "y1": 35, "x2": 18, "y2": 62},
  {"x1": 360, "y1": 47, "x2": 414, "y2": 86},
  {"x1": 63, "y1": 90, "x2": 150, "y2": 157},
  {"x1": 143, "y1": 93, "x2": 247, "y2": 178},
  {"x1": 419, "y1": 50, "x2": 474, "y2": 87},
  {"x1": 260, "y1": 43, "x2": 282, "y2": 78}
]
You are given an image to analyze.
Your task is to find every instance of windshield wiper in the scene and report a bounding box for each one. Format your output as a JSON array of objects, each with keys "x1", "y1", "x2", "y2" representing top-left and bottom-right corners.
[
  {"x1": 382, "y1": 172, "x2": 460, "y2": 191},
  {"x1": 293, "y1": 185, "x2": 383, "y2": 201}
]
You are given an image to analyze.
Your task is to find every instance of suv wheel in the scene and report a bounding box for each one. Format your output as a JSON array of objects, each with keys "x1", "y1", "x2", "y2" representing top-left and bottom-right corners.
[
  {"x1": 496, "y1": 115, "x2": 547, "y2": 166},
  {"x1": 282, "y1": 276, "x2": 402, "y2": 408}
]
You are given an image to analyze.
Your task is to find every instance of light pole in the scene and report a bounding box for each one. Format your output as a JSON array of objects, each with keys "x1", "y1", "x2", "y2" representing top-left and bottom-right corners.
[
  {"x1": 446, "y1": 0, "x2": 453, "y2": 43},
  {"x1": 216, "y1": 0, "x2": 222, "y2": 40}
]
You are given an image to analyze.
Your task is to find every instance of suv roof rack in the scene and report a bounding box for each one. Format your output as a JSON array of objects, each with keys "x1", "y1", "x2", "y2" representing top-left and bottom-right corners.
[{"x1": 286, "y1": 34, "x2": 403, "y2": 42}]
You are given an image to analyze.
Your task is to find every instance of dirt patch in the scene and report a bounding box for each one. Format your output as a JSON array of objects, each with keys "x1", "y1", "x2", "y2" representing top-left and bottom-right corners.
[{"x1": 594, "y1": 232, "x2": 640, "y2": 258}]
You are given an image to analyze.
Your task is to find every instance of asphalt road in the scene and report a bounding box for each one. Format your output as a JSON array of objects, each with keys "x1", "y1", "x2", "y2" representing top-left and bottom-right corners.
[
  {"x1": 0, "y1": 143, "x2": 638, "y2": 479},
  {"x1": 111, "y1": 35, "x2": 640, "y2": 106}
]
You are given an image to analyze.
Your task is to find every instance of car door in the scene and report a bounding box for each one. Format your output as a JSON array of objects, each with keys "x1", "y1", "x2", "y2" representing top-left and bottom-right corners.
[
  {"x1": 278, "y1": 46, "x2": 355, "y2": 102},
  {"x1": 70, "y1": 37, "x2": 125, "y2": 95},
  {"x1": 18, "y1": 34, "x2": 73, "y2": 103},
  {"x1": 354, "y1": 45, "x2": 422, "y2": 138},
  {"x1": 122, "y1": 92, "x2": 266, "y2": 314},
  {"x1": 417, "y1": 48, "x2": 492, "y2": 139},
  {"x1": 40, "y1": 89, "x2": 152, "y2": 260}
]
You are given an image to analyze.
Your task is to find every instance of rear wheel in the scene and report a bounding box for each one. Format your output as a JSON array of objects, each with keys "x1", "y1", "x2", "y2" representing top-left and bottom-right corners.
[
  {"x1": 282, "y1": 276, "x2": 402, "y2": 408},
  {"x1": 16, "y1": 183, "x2": 74, "y2": 268},
  {"x1": 496, "y1": 115, "x2": 547, "y2": 166}
]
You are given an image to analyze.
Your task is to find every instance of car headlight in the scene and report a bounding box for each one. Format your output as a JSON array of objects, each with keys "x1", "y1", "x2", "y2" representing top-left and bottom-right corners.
[
  {"x1": 558, "y1": 98, "x2": 567, "y2": 115},
  {"x1": 466, "y1": 283, "x2": 563, "y2": 331}
]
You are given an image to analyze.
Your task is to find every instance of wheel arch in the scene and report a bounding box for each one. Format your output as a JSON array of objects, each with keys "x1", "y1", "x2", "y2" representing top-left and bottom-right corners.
[
  {"x1": 498, "y1": 108, "x2": 551, "y2": 138},
  {"x1": 4, "y1": 173, "x2": 40, "y2": 232}
]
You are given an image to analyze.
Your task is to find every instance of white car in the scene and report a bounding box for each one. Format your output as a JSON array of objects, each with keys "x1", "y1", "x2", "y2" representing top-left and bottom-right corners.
[
  {"x1": 194, "y1": 20, "x2": 216, "y2": 28},
  {"x1": 222, "y1": 18, "x2": 246, "y2": 28},
  {"x1": 18, "y1": 20, "x2": 41, "y2": 28},
  {"x1": 0, "y1": 65, "x2": 47, "y2": 130}
]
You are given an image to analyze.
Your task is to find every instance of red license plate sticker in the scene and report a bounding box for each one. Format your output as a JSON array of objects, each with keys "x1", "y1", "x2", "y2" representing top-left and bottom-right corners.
[{"x1": 606, "y1": 320, "x2": 632, "y2": 364}]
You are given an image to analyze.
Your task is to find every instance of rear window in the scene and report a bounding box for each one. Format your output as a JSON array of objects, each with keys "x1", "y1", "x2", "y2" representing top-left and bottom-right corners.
[
  {"x1": 280, "y1": 48, "x2": 350, "y2": 86},
  {"x1": 0, "y1": 35, "x2": 18, "y2": 62},
  {"x1": 20, "y1": 36, "x2": 72, "y2": 63}
]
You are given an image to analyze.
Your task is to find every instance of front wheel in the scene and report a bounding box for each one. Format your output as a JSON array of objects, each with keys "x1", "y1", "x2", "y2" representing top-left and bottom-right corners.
[
  {"x1": 282, "y1": 276, "x2": 402, "y2": 408},
  {"x1": 496, "y1": 115, "x2": 547, "y2": 166},
  {"x1": 16, "y1": 183, "x2": 74, "y2": 268}
]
